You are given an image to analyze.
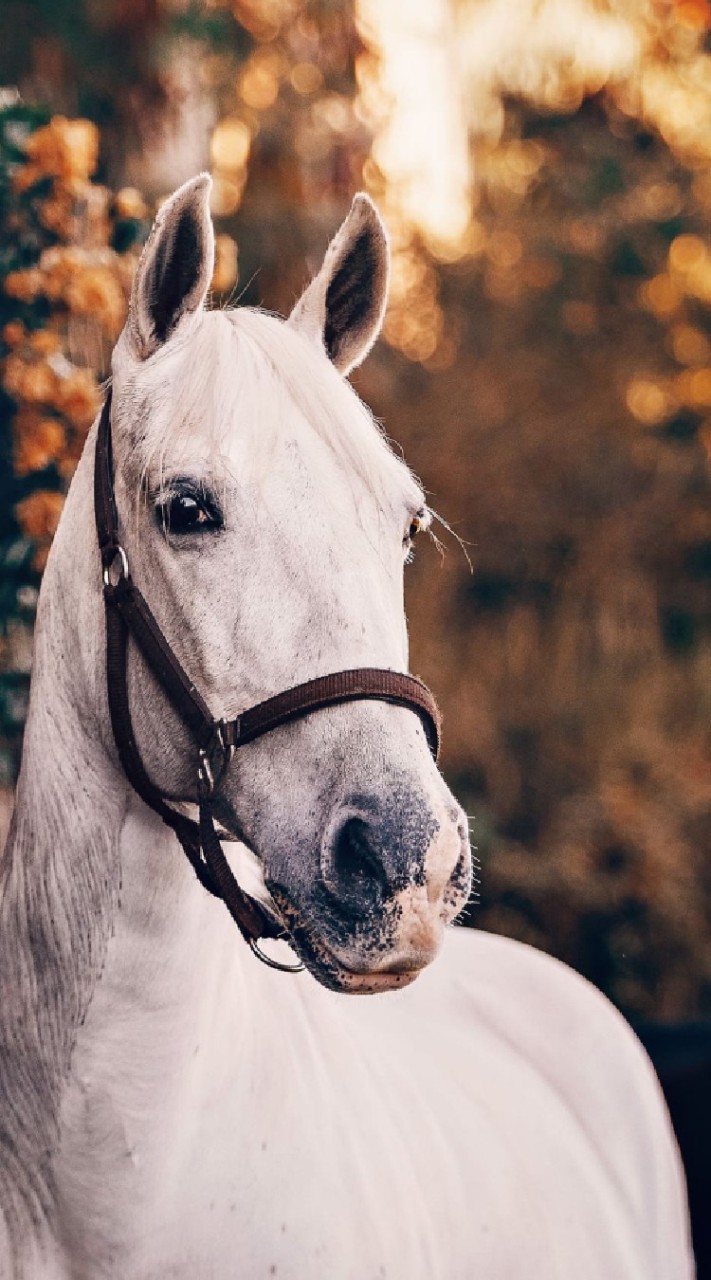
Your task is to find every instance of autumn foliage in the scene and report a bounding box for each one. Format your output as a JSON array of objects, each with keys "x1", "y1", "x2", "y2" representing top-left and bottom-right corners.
[{"x1": 4, "y1": 1, "x2": 711, "y2": 1023}]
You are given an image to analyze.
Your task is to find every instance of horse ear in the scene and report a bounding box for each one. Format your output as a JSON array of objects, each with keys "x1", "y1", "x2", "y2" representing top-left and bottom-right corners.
[
  {"x1": 288, "y1": 194, "x2": 389, "y2": 375},
  {"x1": 126, "y1": 173, "x2": 214, "y2": 360}
]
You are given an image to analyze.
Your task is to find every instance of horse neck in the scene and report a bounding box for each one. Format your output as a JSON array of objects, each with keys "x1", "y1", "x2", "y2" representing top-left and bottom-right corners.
[{"x1": 0, "y1": 433, "x2": 254, "y2": 1261}]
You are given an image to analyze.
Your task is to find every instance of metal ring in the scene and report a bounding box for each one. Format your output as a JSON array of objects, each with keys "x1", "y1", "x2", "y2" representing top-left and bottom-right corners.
[
  {"x1": 102, "y1": 544, "x2": 129, "y2": 589},
  {"x1": 249, "y1": 937, "x2": 305, "y2": 973}
]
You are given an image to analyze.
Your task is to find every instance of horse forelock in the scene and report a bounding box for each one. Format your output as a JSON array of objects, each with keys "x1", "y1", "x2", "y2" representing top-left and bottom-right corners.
[{"x1": 112, "y1": 307, "x2": 423, "y2": 519}]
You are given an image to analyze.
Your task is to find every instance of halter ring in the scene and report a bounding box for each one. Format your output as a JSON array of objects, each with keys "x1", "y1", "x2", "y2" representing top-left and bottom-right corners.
[
  {"x1": 102, "y1": 544, "x2": 129, "y2": 590},
  {"x1": 249, "y1": 937, "x2": 306, "y2": 973}
]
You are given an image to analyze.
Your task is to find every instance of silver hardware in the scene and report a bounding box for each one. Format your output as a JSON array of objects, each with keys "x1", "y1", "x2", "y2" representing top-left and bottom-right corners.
[
  {"x1": 201, "y1": 722, "x2": 235, "y2": 795},
  {"x1": 197, "y1": 749, "x2": 214, "y2": 795},
  {"x1": 215, "y1": 721, "x2": 235, "y2": 765},
  {"x1": 249, "y1": 937, "x2": 305, "y2": 973},
  {"x1": 102, "y1": 544, "x2": 129, "y2": 589}
]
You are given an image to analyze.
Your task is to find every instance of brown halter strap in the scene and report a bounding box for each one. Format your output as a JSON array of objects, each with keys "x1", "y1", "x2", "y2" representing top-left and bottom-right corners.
[{"x1": 94, "y1": 390, "x2": 442, "y2": 969}]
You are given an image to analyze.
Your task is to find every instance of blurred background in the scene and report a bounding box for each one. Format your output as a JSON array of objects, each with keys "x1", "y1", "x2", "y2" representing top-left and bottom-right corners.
[{"x1": 1, "y1": 0, "x2": 711, "y2": 1263}]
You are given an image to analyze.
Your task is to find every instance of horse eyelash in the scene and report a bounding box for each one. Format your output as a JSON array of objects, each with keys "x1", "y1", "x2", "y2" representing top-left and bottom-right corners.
[
  {"x1": 418, "y1": 506, "x2": 433, "y2": 534},
  {"x1": 407, "y1": 504, "x2": 433, "y2": 545},
  {"x1": 149, "y1": 476, "x2": 211, "y2": 502},
  {"x1": 404, "y1": 505, "x2": 432, "y2": 554}
]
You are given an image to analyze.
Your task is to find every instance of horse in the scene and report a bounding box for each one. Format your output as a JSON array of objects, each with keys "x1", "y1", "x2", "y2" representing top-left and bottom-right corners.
[{"x1": 0, "y1": 174, "x2": 694, "y2": 1279}]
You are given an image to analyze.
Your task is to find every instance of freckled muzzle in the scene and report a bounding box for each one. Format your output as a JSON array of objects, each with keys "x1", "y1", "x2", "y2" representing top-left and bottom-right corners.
[{"x1": 264, "y1": 786, "x2": 472, "y2": 993}]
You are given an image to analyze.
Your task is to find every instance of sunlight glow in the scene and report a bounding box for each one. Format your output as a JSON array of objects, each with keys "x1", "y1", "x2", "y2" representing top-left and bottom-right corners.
[
  {"x1": 354, "y1": 0, "x2": 711, "y2": 362},
  {"x1": 356, "y1": 0, "x2": 472, "y2": 256},
  {"x1": 458, "y1": 0, "x2": 639, "y2": 135}
]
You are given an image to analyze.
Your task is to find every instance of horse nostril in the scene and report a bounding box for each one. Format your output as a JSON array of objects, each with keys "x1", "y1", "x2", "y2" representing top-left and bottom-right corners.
[{"x1": 322, "y1": 816, "x2": 387, "y2": 913}]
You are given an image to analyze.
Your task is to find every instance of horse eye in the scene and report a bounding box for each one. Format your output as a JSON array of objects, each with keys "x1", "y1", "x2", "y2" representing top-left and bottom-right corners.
[{"x1": 158, "y1": 491, "x2": 221, "y2": 535}]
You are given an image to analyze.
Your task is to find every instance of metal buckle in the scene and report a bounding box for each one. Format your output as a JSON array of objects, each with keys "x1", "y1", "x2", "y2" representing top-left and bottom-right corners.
[
  {"x1": 214, "y1": 721, "x2": 236, "y2": 769},
  {"x1": 197, "y1": 721, "x2": 235, "y2": 798},
  {"x1": 102, "y1": 544, "x2": 129, "y2": 590}
]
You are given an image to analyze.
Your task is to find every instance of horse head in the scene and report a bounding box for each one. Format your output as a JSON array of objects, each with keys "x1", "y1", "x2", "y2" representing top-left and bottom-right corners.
[{"x1": 107, "y1": 174, "x2": 471, "y2": 993}]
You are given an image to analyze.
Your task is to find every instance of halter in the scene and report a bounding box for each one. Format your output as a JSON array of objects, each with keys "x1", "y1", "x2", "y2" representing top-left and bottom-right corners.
[{"x1": 94, "y1": 390, "x2": 442, "y2": 971}]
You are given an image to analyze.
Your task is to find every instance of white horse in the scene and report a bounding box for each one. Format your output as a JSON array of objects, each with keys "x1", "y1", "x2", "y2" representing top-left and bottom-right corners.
[{"x1": 0, "y1": 175, "x2": 694, "y2": 1279}]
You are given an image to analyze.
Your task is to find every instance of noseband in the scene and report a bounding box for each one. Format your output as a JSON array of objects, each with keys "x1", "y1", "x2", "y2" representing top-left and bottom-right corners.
[{"x1": 94, "y1": 391, "x2": 441, "y2": 971}]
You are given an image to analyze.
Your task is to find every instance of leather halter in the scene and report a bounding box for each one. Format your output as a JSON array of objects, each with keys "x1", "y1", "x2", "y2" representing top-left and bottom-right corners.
[{"x1": 94, "y1": 390, "x2": 442, "y2": 970}]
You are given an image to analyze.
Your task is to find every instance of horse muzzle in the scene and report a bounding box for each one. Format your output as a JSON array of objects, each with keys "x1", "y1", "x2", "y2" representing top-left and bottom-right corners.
[{"x1": 266, "y1": 791, "x2": 472, "y2": 994}]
